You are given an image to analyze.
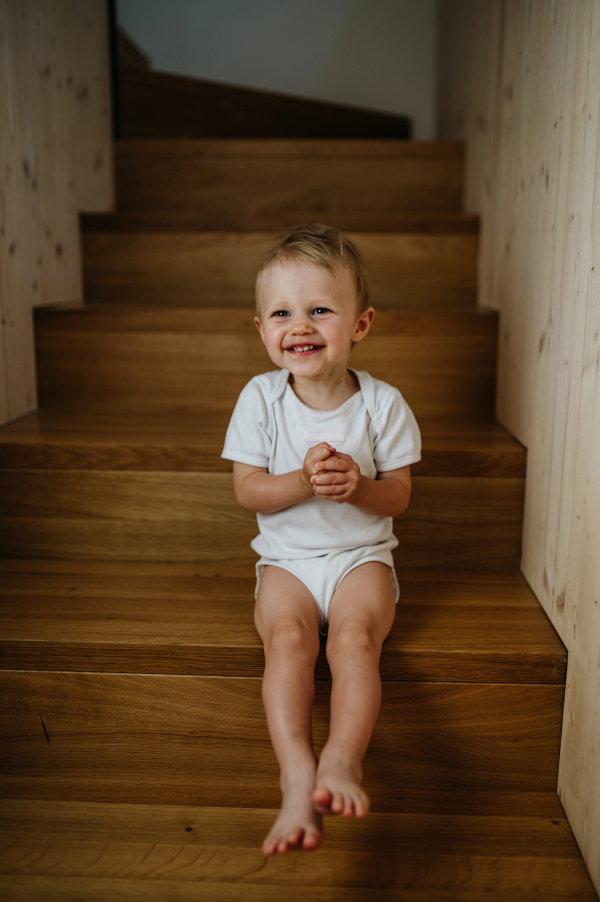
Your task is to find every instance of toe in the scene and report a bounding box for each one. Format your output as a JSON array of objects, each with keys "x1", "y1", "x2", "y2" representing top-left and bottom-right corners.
[
  {"x1": 342, "y1": 796, "x2": 354, "y2": 817},
  {"x1": 263, "y1": 837, "x2": 278, "y2": 857},
  {"x1": 313, "y1": 787, "x2": 332, "y2": 808},
  {"x1": 278, "y1": 829, "x2": 303, "y2": 854},
  {"x1": 330, "y1": 792, "x2": 345, "y2": 814},
  {"x1": 303, "y1": 828, "x2": 322, "y2": 851},
  {"x1": 355, "y1": 796, "x2": 369, "y2": 818},
  {"x1": 286, "y1": 829, "x2": 303, "y2": 849}
]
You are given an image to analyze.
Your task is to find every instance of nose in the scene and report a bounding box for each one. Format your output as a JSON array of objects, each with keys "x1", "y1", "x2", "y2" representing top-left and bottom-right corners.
[{"x1": 289, "y1": 312, "x2": 313, "y2": 333}]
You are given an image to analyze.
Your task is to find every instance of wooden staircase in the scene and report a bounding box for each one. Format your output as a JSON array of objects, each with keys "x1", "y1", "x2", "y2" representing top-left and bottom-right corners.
[{"x1": 0, "y1": 140, "x2": 597, "y2": 900}]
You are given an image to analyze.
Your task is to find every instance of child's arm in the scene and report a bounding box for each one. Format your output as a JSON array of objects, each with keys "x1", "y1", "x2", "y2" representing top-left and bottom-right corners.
[
  {"x1": 233, "y1": 442, "x2": 336, "y2": 513},
  {"x1": 311, "y1": 452, "x2": 412, "y2": 518}
]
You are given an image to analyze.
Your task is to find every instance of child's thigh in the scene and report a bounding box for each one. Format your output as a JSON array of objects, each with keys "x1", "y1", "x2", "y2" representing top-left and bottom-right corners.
[
  {"x1": 327, "y1": 562, "x2": 396, "y2": 646},
  {"x1": 254, "y1": 565, "x2": 322, "y2": 644}
]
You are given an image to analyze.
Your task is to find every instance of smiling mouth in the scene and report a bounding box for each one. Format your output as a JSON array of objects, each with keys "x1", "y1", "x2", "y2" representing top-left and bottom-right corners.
[{"x1": 285, "y1": 344, "x2": 324, "y2": 355}]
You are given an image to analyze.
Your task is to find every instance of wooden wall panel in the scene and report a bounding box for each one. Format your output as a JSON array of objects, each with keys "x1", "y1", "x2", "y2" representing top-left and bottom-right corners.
[
  {"x1": 0, "y1": 0, "x2": 113, "y2": 426},
  {"x1": 438, "y1": 0, "x2": 600, "y2": 892}
]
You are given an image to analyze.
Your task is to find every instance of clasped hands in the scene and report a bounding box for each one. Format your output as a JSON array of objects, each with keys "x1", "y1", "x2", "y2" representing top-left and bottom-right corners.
[{"x1": 302, "y1": 442, "x2": 363, "y2": 505}]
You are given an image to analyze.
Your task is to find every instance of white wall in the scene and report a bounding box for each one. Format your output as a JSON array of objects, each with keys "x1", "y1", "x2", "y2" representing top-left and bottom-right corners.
[{"x1": 117, "y1": 0, "x2": 437, "y2": 139}]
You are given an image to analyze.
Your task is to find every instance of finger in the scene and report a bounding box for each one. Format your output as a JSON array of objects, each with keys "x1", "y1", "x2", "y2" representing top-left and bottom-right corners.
[
  {"x1": 314, "y1": 484, "x2": 347, "y2": 496},
  {"x1": 312, "y1": 474, "x2": 351, "y2": 488},
  {"x1": 315, "y1": 458, "x2": 352, "y2": 471},
  {"x1": 312, "y1": 471, "x2": 348, "y2": 485},
  {"x1": 311, "y1": 443, "x2": 335, "y2": 461}
]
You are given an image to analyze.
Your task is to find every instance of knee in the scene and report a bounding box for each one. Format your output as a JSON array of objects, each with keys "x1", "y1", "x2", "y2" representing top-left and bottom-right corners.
[
  {"x1": 264, "y1": 616, "x2": 318, "y2": 657},
  {"x1": 326, "y1": 620, "x2": 379, "y2": 663}
]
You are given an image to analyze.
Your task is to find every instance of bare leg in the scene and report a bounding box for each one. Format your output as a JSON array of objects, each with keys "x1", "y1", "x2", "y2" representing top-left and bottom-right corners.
[
  {"x1": 254, "y1": 566, "x2": 323, "y2": 855},
  {"x1": 313, "y1": 562, "x2": 396, "y2": 818}
]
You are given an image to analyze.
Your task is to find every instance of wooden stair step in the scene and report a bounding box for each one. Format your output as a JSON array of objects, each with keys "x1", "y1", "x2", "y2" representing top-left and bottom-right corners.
[
  {"x1": 0, "y1": 411, "x2": 525, "y2": 477},
  {"x1": 115, "y1": 138, "x2": 465, "y2": 217},
  {"x1": 34, "y1": 305, "x2": 496, "y2": 418},
  {"x1": 0, "y1": 800, "x2": 596, "y2": 902},
  {"x1": 0, "y1": 564, "x2": 567, "y2": 804},
  {"x1": 0, "y1": 568, "x2": 564, "y2": 683},
  {"x1": 0, "y1": 783, "x2": 569, "y2": 821},
  {"x1": 119, "y1": 67, "x2": 411, "y2": 141},
  {"x1": 0, "y1": 674, "x2": 564, "y2": 802},
  {"x1": 82, "y1": 210, "x2": 479, "y2": 234},
  {"x1": 0, "y1": 470, "x2": 524, "y2": 568},
  {"x1": 81, "y1": 230, "x2": 477, "y2": 308}
]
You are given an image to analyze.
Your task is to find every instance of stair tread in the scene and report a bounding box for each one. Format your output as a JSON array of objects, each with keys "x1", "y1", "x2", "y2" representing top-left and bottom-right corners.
[
  {"x1": 0, "y1": 780, "x2": 566, "y2": 817},
  {"x1": 0, "y1": 410, "x2": 525, "y2": 477},
  {"x1": 81, "y1": 210, "x2": 479, "y2": 233},
  {"x1": 116, "y1": 138, "x2": 465, "y2": 156},
  {"x1": 0, "y1": 564, "x2": 565, "y2": 682},
  {"x1": 0, "y1": 798, "x2": 579, "y2": 855},
  {"x1": 0, "y1": 800, "x2": 596, "y2": 901}
]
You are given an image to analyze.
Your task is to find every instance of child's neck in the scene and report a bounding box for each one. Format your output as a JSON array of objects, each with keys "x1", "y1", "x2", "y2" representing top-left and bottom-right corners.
[{"x1": 289, "y1": 367, "x2": 360, "y2": 411}]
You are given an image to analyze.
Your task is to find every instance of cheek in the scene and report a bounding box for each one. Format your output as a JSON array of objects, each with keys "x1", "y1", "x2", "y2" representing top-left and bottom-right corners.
[
  {"x1": 325, "y1": 325, "x2": 353, "y2": 349},
  {"x1": 263, "y1": 325, "x2": 285, "y2": 348}
]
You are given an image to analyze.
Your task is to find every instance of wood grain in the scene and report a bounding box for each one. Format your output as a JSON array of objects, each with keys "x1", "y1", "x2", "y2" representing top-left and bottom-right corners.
[
  {"x1": 0, "y1": 799, "x2": 580, "y2": 855},
  {"x1": 439, "y1": 1, "x2": 600, "y2": 891},
  {"x1": 0, "y1": 875, "x2": 596, "y2": 902},
  {"x1": 81, "y1": 231, "x2": 478, "y2": 308},
  {"x1": 115, "y1": 139, "x2": 463, "y2": 215},
  {"x1": 0, "y1": 570, "x2": 565, "y2": 682},
  {"x1": 0, "y1": 561, "x2": 543, "y2": 584},
  {"x1": 82, "y1": 210, "x2": 480, "y2": 234},
  {"x1": 34, "y1": 304, "x2": 497, "y2": 333},
  {"x1": 0, "y1": 412, "x2": 526, "y2": 477},
  {"x1": 0, "y1": 672, "x2": 564, "y2": 795},
  {"x1": 0, "y1": 471, "x2": 524, "y2": 569},
  {"x1": 34, "y1": 308, "x2": 496, "y2": 417},
  {"x1": 0, "y1": 784, "x2": 567, "y2": 819},
  {"x1": 115, "y1": 139, "x2": 465, "y2": 158},
  {"x1": 0, "y1": 0, "x2": 113, "y2": 427},
  {"x1": 120, "y1": 66, "x2": 412, "y2": 140},
  {"x1": 0, "y1": 801, "x2": 595, "y2": 901}
]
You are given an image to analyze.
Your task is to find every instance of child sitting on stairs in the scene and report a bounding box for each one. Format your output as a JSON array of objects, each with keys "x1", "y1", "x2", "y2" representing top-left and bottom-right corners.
[{"x1": 222, "y1": 225, "x2": 421, "y2": 856}]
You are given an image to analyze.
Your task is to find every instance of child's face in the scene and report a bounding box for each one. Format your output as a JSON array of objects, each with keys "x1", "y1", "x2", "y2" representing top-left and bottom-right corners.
[{"x1": 255, "y1": 259, "x2": 374, "y2": 381}]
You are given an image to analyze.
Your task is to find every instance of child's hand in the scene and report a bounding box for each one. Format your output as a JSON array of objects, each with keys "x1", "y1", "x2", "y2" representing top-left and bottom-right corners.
[
  {"x1": 311, "y1": 452, "x2": 363, "y2": 504},
  {"x1": 300, "y1": 443, "x2": 336, "y2": 495}
]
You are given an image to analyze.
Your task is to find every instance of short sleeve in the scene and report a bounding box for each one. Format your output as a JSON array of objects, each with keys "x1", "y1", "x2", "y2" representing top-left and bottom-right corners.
[
  {"x1": 221, "y1": 377, "x2": 273, "y2": 468},
  {"x1": 371, "y1": 384, "x2": 421, "y2": 472}
]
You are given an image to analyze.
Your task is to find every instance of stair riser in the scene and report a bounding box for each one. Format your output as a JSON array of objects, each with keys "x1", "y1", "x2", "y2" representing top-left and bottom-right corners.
[
  {"x1": 0, "y1": 673, "x2": 564, "y2": 799},
  {"x1": 36, "y1": 332, "x2": 496, "y2": 418},
  {"x1": 0, "y1": 472, "x2": 524, "y2": 569},
  {"x1": 116, "y1": 145, "x2": 464, "y2": 216},
  {"x1": 81, "y1": 232, "x2": 478, "y2": 308}
]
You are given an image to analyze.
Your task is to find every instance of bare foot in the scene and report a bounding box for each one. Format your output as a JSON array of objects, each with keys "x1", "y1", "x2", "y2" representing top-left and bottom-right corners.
[
  {"x1": 263, "y1": 771, "x2": 323, "y2": 856},
  {"x1": 313, "y1": 755, "x2": 370, "y2": 818}
]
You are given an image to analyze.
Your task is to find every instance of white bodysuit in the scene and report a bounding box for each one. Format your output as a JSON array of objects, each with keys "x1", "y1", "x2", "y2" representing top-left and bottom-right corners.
[{"x1": 222, "y1": 368, "x2": 421, "y2": 625}]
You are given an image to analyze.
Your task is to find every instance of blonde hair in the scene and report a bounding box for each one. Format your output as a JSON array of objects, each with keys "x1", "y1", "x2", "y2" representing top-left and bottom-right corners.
[{"x1": 255, "y1": 225, "x2": 370, "y2": 316}]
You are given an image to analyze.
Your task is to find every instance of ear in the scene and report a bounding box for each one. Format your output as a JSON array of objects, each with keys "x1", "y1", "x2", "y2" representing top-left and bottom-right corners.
[
  {"x1": 351, "y1": 307, "x2": 375, "y2": 344},
  {"x1": 254, "y1": 315, "x2": 265, "y2": 342}
]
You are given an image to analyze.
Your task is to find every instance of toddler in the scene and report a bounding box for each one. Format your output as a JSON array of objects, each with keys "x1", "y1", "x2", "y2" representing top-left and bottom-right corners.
[{"x1": 222, "y1": 225, "x2": 421, "y2": 856}]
